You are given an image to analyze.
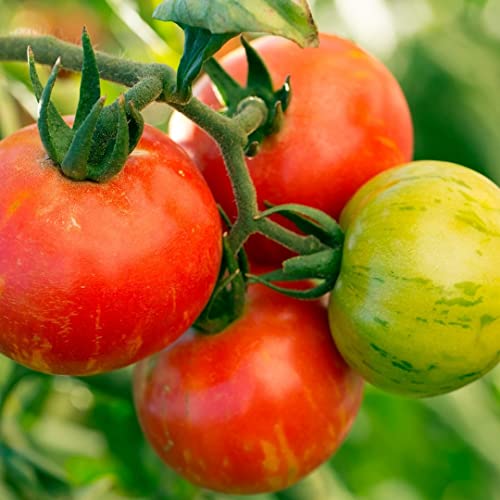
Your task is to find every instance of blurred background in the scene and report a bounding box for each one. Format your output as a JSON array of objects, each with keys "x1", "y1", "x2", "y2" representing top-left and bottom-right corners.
[{"x1": 0, "y1": 0, "x2": 499, "y2": 499}]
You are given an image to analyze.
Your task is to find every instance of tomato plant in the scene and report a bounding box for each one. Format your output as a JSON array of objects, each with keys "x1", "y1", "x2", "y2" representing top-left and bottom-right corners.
[
  {"x1": 329, "y1": 161, "x2": 500, "y2": 397},
  {"x1": 133, "y1": 283, "x2": 364, "y2": 494},
  {"x1": 170, "y1": 33, "x2": 414, "y2": 263},
  {"x1": 2, "y1": 2, "x2": 500, "y2": 498},
  {"x1": 0, "y1": 122, "x2": 222, "y2": 375}
]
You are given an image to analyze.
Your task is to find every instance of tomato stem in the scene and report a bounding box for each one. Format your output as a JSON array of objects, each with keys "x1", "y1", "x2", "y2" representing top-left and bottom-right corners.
[
  {"x1": 0, "y1": 34, "x2": 168, "y2": 87},
  {"x1": 0, "y1": 35, "x2": 323, "y2": 248},
  {"x1": 0, "y1": 33, "x2": 342, "y2": 303},
  {"x1": 172, "y1": 96, "x2": 327, "y2": 256}
]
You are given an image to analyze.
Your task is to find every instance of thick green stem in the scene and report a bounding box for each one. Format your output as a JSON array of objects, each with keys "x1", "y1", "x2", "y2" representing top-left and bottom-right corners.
[
  {"x1": 1, "y1": 35, "x2": 171, "y2": 113},
  {"x1": 172, "y1": 97, "x2": 259, "y2": 250},
  {"x1": 0, "y1": 35, "x2": 170, "y2": 87},
  {"x1": 123, "y1": 76, "x2": 164, "y2": 111},
  {"x1": 172, "y1": 97, "x2": 325, "y2": 255}
]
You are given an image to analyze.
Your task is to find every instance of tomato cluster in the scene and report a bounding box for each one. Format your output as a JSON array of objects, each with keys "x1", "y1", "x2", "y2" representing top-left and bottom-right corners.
[{"x1": 0, "y1": 31, "x2": 498, "y2": 496}]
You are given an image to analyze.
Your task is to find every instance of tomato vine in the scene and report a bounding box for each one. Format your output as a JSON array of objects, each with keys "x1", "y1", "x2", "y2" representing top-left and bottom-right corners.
[
  {"x1": 0, "y1": 26, "x2": 344, "y2": 331},
  {"x1": 0, "y1": 2, "x2": 499, "y2": 497}
]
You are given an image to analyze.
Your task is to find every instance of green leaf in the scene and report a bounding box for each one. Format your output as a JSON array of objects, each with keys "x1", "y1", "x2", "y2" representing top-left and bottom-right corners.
[
  {"x1": 176, "y1": 25, "x2": 235, "y2": 100},
  {"x1": 153, "y1": 0, "x2": 318, "y2": 48}
]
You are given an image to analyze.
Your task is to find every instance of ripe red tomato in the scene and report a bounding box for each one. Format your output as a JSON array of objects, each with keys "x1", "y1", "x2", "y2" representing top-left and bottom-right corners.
[
  {"x1": 133, "y1": 283, "x2": 364, "y2": 494},
  {"x1": 170, "y1": 33, "x2": 413, "y2": 263},
  {"x1": 0, "y1": 122, "x2": 222, "y2": 375}
]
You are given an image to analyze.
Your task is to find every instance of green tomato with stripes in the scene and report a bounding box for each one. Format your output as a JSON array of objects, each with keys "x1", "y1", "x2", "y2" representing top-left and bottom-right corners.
[{"x1": 328, "y1": 161, "x2": 500, "y2": 397}]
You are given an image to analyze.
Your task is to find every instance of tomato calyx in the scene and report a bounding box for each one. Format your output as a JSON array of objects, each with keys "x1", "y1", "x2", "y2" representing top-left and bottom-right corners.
[
  {"x1": 194, "y1": 202, "x2": 345, "y2": 331},
  {"x1": 28, "y1": 28, "x2": 145, "y2": 182},
  {"x1": 203, "y1": 37, "x2": 291, "y2": 156},
  {"x1": 194, "y1": 200, "x2": 344, "y2": 333},
  {"x1": 194, "y1": 231, "x2": 249, "y2": 333},
  {"x1": 248, "y1": 204, "x2": 344, "y2": 298}
]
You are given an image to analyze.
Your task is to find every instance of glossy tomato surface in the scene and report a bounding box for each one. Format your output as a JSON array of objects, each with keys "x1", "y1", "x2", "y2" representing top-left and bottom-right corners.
[
  {"x1": 0, "y1": 123, "x2": 222, "y2": 375},
  {"x1": 170, "y1": 33, "x2": 413, "y2": 263},
  {"x1": 329, "y1": 161, "x2": 500, "y2": 397},
  {"x1": 133, "y1": 284, "x2": 364, "y2": 494}
]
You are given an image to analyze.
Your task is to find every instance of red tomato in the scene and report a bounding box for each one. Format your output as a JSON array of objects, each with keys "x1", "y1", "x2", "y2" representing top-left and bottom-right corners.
[
  {"x1": 170, "y1": 33, "x2": 413, "y2": 263},
  {"x1": 0, "y1": 123, "x2": 222, "y2": 375},
  {"x1": 133, "y1": 284, "x2": 364, "y2": 494}
]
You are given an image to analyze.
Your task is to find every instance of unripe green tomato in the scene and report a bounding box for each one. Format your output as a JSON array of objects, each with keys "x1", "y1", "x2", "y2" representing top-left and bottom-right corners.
[{"x1": 329, "y1": 161, "x2": 500, "y2": 397}]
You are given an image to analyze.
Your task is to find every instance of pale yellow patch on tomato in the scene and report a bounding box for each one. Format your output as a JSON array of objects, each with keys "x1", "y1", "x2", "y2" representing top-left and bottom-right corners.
[
  {"x1": 85, "y1": 358, "x2": 98, "y2": 373},
  {"x1": 29, "y1": 337, "x2": 53, "y2": 373},
  {"x1": 261, "y1": 440, "x2": 280, "y2": 473},
  {"x1": 183, "y1": 449, "x2": 192, "y2": 464},
  {"x1": 7, "y1": 190, "x2": 30, "y2": 216},
  {"x1": 348, "y1": 48, "x2": 369, "y2": 59},
  {"x1": 275, "y1": 423, "x2": 299, "y2": 484},
  {"x1": 376, "y1": 135, "x2": 397, "y2": 151}
]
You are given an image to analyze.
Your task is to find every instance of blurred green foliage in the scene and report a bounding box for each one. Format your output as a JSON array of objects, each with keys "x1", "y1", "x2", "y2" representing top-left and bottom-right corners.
[{"x1": 0, "y1": 0, "x2": 499, "y2": 499}]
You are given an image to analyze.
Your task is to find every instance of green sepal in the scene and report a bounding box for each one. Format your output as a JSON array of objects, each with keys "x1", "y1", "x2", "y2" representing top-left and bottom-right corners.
[
  {"x1": 248, "y1": 203, "x2": 345, "y2": 298},
  {"x1": 260, "y1": 203, "x2": 344, "y2": 248},
  {"x1": 243, "y1": 36, "x2": 274, "y2": 93},
  {"x1": 194, "y1": 206, "x2": 249, "y2": 333},
  {"x1": 248, "y1": 273, "x2": 333, "y2": 300},
  {"x1": 27, "y1": 48, "x2": 73, "y2": 139},
  {"x1": 274, "y1": 76, "x2": 292, "y2": 112},
  {"x1": 73, "y1": 27, "x2": 101, "y2": 130},
  {"x1": 61, "y1": 97, "x2": 105, "y2": 180},
  {"x1": 203, "y1": 37, "x2": 292, "y2": 154},
  {"x1": 247, "y1": 247, "x2": 343, "y2": 299},
  {"x1": 241, "y1": 37, "x2": 291, "y2": 153},
  {"x1": 28, "y1": 52, "x2": 73, "y2": 164},
  {"x1": 194, "y1": 232, "x2": 248, "y2": 334},
  {"x1": 28, "y1": 30, "x2": 145, "y2": 183},
  {"x1": 282, "y1": 248, "x2": 341, "y2": 280},
  {"x1": 88, "y1": 96, "x2": 130, "y2": 182},
  {"x1": 27, "y1": 47, "x2": 44, "y2": 98},
  {"x1": 85, "y1": 98, "x2": 144, "y2": 178},
  {"x1": 126, "y1": 101, "x2": 145, "y2": 153},
  {"x1": 176, "y1": 24, "x2": 236, "y2": 101},
  {"x1": 203, "y1": 57, "x2": 246, "y2": 115}
]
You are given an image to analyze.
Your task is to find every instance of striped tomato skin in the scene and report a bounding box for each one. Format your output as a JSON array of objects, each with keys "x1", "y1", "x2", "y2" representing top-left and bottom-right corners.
[
  {"x1": 329, "y1": 161, "x2": 500, "y2": 397},
  {"x1": 134, "y1": 283, "x2": 364, "y2": 494}
]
